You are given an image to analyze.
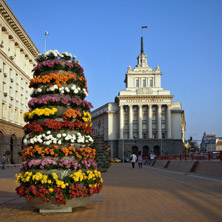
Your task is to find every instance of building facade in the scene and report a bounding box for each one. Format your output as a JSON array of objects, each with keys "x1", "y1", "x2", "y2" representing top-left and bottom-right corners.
[
  {"x1": 200, "y1": 132, "x2": 222, "y2": 151},
  {"x1": 0, "y1": 0, "x2": 39, "y2": 163},
  {"x1": 92, "y1": 37, "x2": 186, "y2": 160}
]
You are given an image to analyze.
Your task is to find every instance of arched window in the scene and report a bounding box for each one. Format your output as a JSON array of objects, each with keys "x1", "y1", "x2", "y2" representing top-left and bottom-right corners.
[
  {"x1": 153, "y1": 145, "x2": 160, "y2": 156},
  {"x1": 143, "y1": 146, "x2": 149, "y2": 157},
  {"x1": 132, "y1": 146, "x2": 138, "y2": 155}
]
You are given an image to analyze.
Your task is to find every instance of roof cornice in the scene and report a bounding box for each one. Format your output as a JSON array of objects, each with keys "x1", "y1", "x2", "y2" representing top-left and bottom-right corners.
[
  {"x1": 117, "y1": 95, "x2": 174, "y2": 100},
  {"x1": 0, "y1": 0, "x2": 40, "y2": 58}
]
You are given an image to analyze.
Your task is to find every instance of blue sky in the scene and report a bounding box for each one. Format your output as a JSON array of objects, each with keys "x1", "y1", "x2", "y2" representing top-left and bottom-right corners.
[{"x1": 6, "y1": 0, "x2": 222, "y2": 141}]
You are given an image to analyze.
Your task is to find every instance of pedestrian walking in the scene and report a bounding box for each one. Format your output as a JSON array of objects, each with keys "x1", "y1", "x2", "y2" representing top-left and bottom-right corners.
[
  {"x1": 150, "y1": 152, "x2": 156, "y2": 166},
  {"x1": 130, "y1": 153, "x2": 137, "y2": 168},
  {"x1": 138, "y1": 151, "x2": 143, "y2": 168},
  {"x1": 2, "y1": 154, "x2": 6, "y2": 169}
]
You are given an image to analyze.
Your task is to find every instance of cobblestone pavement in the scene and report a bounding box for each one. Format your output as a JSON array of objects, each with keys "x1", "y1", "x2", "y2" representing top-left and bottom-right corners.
[{"x1": 0, "y1": 164, "x2": 222, "y2": 222}]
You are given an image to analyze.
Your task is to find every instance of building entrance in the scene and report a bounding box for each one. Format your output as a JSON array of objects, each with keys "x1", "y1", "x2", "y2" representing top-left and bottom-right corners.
[
  {"x1": 132, "y1": 146, "x2": 138, "y2": 155},
  {"x1": 153, "y1": 145, "x2": 160, "y2": 156}
]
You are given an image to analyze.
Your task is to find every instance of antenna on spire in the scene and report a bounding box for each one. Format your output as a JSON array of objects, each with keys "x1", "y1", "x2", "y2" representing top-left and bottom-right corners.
[
  {"x1": 141, "y1": 26, "x2": 148, "y2": 54},
  {"x1": 141, "y1": 36, "x2": 144, "y2": 54}
]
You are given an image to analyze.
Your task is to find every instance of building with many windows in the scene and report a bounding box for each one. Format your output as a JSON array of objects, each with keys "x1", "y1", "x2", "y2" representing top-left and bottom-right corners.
[
  {"x1": 0, "y1": 0, "x2": 39, "y2": 163},
  {"x1": 92, "y1": 37, "x2": 186, "y2": 160}
]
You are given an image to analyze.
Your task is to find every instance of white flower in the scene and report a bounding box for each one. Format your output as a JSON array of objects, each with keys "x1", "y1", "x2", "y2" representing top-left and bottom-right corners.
[
  {"x1": 58, "y1": 140, "x2": 62, "y2": 145},
  {"x1": 74, "y1": 89, "x2": 78, "y2": 94},
  {"x1": 62, "y1": 133, "x2": 66, "y2": 137},
  {"x1": 37, "y1": 88, "x2": 42, "y2": 93},
  {"x1": 47, "y1": 131, "x2": 51, "y2": 135},
  {"x1": 57, "y1": 134, "x2": 61, "y2": 138}
]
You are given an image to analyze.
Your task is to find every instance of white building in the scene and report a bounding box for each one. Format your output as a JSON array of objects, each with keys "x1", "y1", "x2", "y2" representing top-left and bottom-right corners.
[
  {"x1": 0, "y1": 0, "x2": 39, "y2": 163},
  {"x1": 92, "y1": 37, "x2": 186, "y2": 159}
]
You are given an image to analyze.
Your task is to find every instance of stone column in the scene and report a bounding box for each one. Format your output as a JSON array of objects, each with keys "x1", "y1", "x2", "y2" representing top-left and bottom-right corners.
[
  {"x1": 138, "y1": 105, "x2": 143, "y2": 139},
  {"x1": 167, "y1": 105, "x2": 172, "y2": 139},
  {"x1": 129, "y1": 105, "x2": 133, "y2": 139},
  {"x1": 119, "y1": 105, "x2": 124, "y2": 139},
  {"x1": 158, "y1": 105, "x2": 162, "y2": 139},
  {"x1": 148, "y1": 105, "x2": 152, "y2": 139}
]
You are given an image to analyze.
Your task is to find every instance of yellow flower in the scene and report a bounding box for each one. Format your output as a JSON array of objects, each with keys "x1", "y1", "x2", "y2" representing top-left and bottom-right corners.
[
  {"x1": 52, "y1": 172, "x2": 58, "y2": 180},
  {"x1": 49, "y1": 188, "x2": 54, "y2": 193}
]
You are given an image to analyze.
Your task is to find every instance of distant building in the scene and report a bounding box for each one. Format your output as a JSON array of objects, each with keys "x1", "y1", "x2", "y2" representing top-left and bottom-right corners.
[
  {"x1": 91, "y1": 37, "x2": 186, "y2": 159},
  {"x1": 200, "y1": 132, "x2": 222, "y2": 151},
  {"x1": 0, "y1": 1, "x2": 39, "y2": 163}
]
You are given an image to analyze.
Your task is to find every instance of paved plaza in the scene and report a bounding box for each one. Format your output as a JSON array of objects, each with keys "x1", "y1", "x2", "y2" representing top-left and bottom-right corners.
[{"x1": 0, "y1": 163, "x2": 222, "y2": 222}]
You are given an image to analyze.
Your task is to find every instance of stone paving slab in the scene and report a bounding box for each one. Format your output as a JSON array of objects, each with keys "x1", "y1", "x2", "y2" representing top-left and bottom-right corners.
[{"x1": 0, "y1": 164, "x2": 222, "y2": 222}]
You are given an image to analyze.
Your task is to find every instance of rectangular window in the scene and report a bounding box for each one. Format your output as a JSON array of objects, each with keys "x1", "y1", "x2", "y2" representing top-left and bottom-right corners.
[
  {"x1": 3, "y1": 63, "x2": 7, "y2": 76},
  {"x1": 124, "y1": 124, "x2": 128, "y2": 130},
  {"x1": 153, "y1": 133, "x2": 157, "y2": 139},
  {"x1": 124, "y1": 115, "x2": 128, "y2": 120},
  {"x1": 10, "y1": 87, "x2": 13, "y2": 97},
  {"x1": 152, "y1": 124, "x2": 156, "y2": 129},
  {"x1": 133, "y1": 114, "x2": 137, "y2": 121},
  {"x1": 162, "y1": 115, "x2": 166, "y2": 120},
  {"x1": 15, "y1": 108, "x2": 19, "y2": 122},
  {"x1": 162, "y1": 133, "x2": 166, "y2": 139},
  {"x1": 9, "y1": 106, "x2": 13, "y2": 120},
  {"x1": 143, "y1": 79, "x2": 146, "y2": 87},
  {"x1": 123, "y1": 133, "x2": 128, "y2": 140},
  {"x1": 3, "y1": 82, "x2": 7, "y2": 94},
  {"x1": 2, "y1": 103, "x2": 6, "y2": 118},
  {"x1": 133, "y1": 124, "x2": 138, "y2": 130},
  {"x1": 143, "y1": 124, "x2": 147, "y2": 130},
  {"x1": 16, "y1": 91, "x2": 19, "y2": 101},
  {"x1": 143, "y1": 134, "x2": 147, "y2": 139},
  {"x1": 21, "y1": 94, "x2": 23, "y2": 104},
  {"x1": 143, "y1": 115, "x2": 147, "y2": 120},
  {"x1": 152, "y1": 115, "x2": 156, "y2": 121},
  {"x1": 162, "y1": 123, "x2": 166, "y2": 129},
  {"x1": 150, "y1": 79, "x2": 153, "y2": 87},
  {"x1": 20, "y1": 111, "x2": 23, "y2": 123},
  {"x1": 136, "y1": 79, "x2": 139, "y2": 87}
]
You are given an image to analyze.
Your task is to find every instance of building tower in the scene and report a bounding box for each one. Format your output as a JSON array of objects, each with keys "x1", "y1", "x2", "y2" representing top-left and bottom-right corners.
[{"x1": 92, "y1": 37, "x2": 186, "y2": 159}]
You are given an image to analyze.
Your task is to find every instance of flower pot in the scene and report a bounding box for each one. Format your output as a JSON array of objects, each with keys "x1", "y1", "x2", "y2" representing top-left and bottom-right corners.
[{"x1": 27, "y1": 196, "x2": 90, "y2": 213}]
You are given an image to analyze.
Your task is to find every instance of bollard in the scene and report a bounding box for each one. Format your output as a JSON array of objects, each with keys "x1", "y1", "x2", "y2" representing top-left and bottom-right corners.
[{"x1": 208, "y1": 152, "x2": 211, "y2": 161}]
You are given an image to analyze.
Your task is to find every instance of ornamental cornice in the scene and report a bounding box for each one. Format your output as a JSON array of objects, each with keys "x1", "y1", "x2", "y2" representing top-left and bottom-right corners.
[
  {"x1": 117, "y1": 95, "x2": 174, "y2": 100},
  {"x1": 0, "y1": 1, "x2": 39, "y2": 58},
  {"x1": 0, "y1": 49, "x2": 32, "y2": 80}
]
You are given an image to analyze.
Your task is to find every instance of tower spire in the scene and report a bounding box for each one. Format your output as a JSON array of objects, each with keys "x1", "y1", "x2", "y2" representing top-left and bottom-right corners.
[{"x1": 141, "y1": 36, "x2": 144, "y2": 54}]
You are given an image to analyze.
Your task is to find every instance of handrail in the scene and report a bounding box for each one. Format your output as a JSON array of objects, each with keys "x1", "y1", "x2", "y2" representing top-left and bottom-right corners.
[{"x1": 156, "y1": 151, "x2": 222, "y2": 161}]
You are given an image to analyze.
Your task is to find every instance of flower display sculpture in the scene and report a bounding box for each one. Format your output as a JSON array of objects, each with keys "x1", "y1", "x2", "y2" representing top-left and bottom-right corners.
[{"x1": 16, "y1": 50, "x2": 103, "y2": 213}]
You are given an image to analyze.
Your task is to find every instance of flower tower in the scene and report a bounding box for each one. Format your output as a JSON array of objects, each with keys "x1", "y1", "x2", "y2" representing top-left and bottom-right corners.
[{"x1": 15, "y1": 50, "x2": 103, "y2": 213}]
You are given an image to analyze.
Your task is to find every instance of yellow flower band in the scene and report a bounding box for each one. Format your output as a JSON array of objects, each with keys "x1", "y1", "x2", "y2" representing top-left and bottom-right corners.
[
  {"x1": 16, "y1": 169, "x2": 102, "y2": 189},
  {"x1": 24, "y1": 107, "x2": 58, "y2": 122}
]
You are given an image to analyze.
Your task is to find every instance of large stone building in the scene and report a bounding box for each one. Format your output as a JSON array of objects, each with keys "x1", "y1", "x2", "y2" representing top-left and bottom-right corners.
[
  {"x1": 91, "y1": 37, "x2": 186, "y2": 160},
  {"x1": 0, "y1": 0, "x2": 39, "y2": 163}
]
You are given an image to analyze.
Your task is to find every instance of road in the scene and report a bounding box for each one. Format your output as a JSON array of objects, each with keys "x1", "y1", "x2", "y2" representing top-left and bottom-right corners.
[{"x1": 0, "y1": 163, "x2": 222, "y2": 222}]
